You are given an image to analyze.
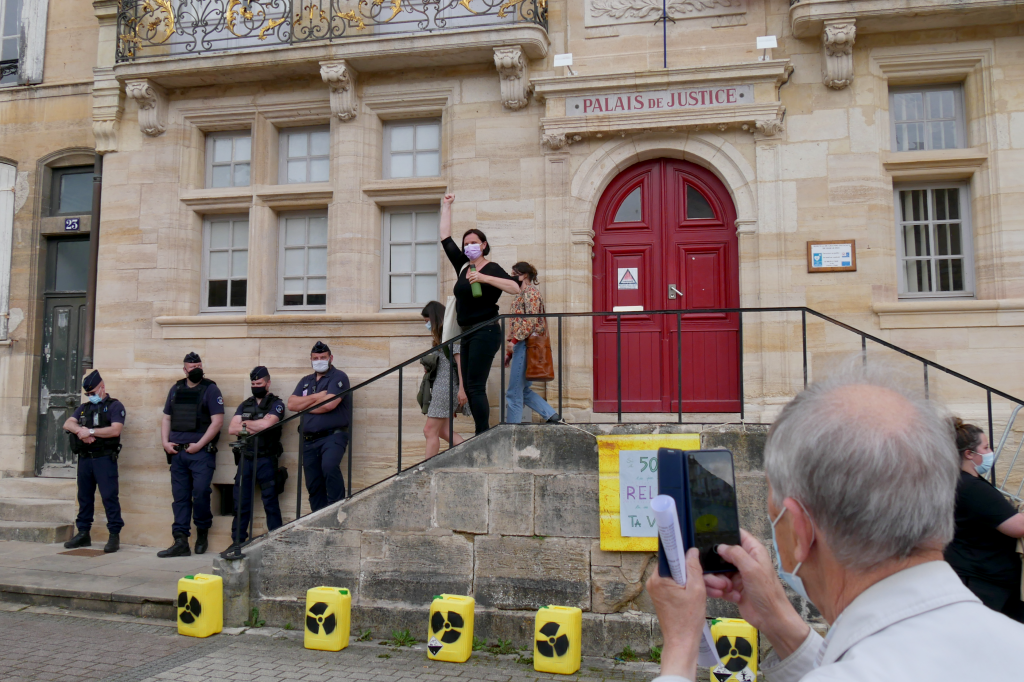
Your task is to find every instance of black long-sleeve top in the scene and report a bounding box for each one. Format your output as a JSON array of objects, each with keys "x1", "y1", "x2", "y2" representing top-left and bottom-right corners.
[{"x1": 442, "y1": 237, "x2": 516, "y2": 328}]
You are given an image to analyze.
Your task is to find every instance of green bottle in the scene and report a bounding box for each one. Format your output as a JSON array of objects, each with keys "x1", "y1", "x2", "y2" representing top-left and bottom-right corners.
[{"x1": 469, "y1": 264, "x2": 483, "y2": 298}]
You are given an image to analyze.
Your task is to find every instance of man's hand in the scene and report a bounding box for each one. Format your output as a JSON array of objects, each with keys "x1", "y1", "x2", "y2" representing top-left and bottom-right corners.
[
  {"x1": 163, "y1": 442, "x2": 178, "y2": 456},
  {"x1": 185, "y1": 443, "x2": 203, "y2": 454},
  {"x1": 76, "y1": 426, "x2": 92, "y2": 440},
  {"x1": 81, "y1": 435, "x2": 96, "y2": 444},
  {"x1": 645, "y1": 548, "x2": 706, "y2": 679}
]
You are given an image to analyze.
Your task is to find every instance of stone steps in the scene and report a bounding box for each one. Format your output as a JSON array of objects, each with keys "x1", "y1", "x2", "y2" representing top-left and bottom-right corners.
[
  {"x1": 0, "y1": 478, "x2": 80, "y2": 543},
  {"x1": 0, "y1": 521, "x2": 74, "y2": 543},
  {"x1": 0, "y1": 498, "x2": 77, "y2": 524},
  {"x1": 0, "y1": 478, "x2": 78, "y2": 499}
]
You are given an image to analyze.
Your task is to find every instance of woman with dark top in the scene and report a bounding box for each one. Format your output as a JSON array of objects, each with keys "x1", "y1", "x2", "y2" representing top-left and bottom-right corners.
[
  {"x1": 945, "y1": 417, "x2": 1024, "y2": 622},
  {"x1": 439, "y1": 193, "x2": 520, "y2": 435}
]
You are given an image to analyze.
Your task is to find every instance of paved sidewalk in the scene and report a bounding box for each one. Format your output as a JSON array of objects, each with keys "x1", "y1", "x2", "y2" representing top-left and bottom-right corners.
[{"x1": 0, "y1": 603, "x2": 665, "y2": 682}]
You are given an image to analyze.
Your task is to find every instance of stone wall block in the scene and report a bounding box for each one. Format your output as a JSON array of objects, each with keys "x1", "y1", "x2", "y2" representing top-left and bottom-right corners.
[
  {"x1": 255, "y1": 529, "x2": 360, "y2": 599},
  {"x1": 360, "y1": 533, "x2": 474, "y2": 603},
  {"x1": 512, "y1": 425, "x2": 598, "y2": 472},
  {"x1": 700, "y1": 425, "x2": 768, "y2": 472},
  {"x1": 534, "y1": 474, "x2": 600, "y2": 538},
  {"x1": 475, "y1": 536, "x2": 591, "y2": 610},
  {"x1": 437, "y1": 425, "x2": 514, "y2": 469},
  {"x1": 212, "y1": 556, "x2": 250, "y2": 627},
  {"x1": 488, "y1": 472, "x2": 534, "y2": 536},
  {"x1": 738, "y1": 474, "x2": 771, "y2": 545},
  {"x1": 435, "y1": 471, "x2": 488, "y2": 534},
  {"x1": 582, "y1": 611, "x2": 654, "y2": 658},
  {"x1": 339, "y1": 472, "x2": 431, "y2": 532}
]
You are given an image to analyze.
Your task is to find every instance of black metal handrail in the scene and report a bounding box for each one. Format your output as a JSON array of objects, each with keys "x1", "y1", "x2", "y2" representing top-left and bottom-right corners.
[
  {"x1": 116, "y1": 0, "x2": 547, "y2": 62},
  {"x1": 229, "y1": 306, "x2": 1024, "y2": 556}
]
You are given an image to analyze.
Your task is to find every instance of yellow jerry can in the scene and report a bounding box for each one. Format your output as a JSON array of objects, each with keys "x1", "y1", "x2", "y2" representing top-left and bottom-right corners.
[
  {"x1": 533, "y1": 605, "x2": 582, "y2": 675},
  {"x1": 304, "y1": 587, "x2": 351, "y2": 652},
  {"x1": 709, "y1": 617, "x2": 758, "y2": 682},
  {"x1": 177, "y1": 574, "x2": 223, "y2": 638},
  {"x1": 426, "y1": 594, "x2": 475, "y2": 663}
]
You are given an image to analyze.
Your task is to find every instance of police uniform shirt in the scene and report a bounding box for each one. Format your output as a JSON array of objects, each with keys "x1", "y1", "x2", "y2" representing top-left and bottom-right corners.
[
  {"x1": 163, "y1": 381, "x2": 225, "y2": 444},
  {"x1": 292, "y1": 365, "x2": 351, "y2": 433},
  {"x1": 73, "y1": 399, "x2": 127, "y2": 429},
  {"x1": 234, "y1": 396, "x2": 286, "y2": 421}
]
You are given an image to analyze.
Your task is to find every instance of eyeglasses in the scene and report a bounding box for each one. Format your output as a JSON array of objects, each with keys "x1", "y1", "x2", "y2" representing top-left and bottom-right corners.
[{"x1": 85, "y1": 390, "x2": 98, "y2": 396}]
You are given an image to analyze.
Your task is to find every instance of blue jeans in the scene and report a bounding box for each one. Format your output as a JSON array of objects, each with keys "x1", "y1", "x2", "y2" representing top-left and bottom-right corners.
[{"x1": 505, "y1": 340, "x2": 557, "y2": 424}]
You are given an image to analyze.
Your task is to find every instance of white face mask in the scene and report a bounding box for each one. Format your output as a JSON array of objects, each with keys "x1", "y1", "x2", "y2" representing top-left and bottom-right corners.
[
  {"x1": 770, "y1": 501, "x2": 816, "y2": 606},
  {"x1": 425, "y1": 320, "x2": 431, "y2": 331},
  {"x1": 312, "y1": 359, "x2": 330, "y2": 373},
  {"x1": 973, "y1": 450, "x2": 995, "y2": 476}
]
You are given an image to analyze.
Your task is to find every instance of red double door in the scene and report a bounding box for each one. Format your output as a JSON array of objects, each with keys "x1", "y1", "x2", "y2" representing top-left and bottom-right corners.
[{"x1": 593, "y1": 159, "x2": 740, "y2": 413}]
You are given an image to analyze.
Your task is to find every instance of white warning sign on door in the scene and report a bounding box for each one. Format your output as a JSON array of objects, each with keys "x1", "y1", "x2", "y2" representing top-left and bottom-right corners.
[{"x1": 617, "y1": 267, "x2": 638, "y2": 290}]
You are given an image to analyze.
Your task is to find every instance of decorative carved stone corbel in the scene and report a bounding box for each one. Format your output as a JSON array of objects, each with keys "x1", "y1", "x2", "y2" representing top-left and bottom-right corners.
[
  {"x1": 821, "y1": 19, "x2": 856, "y2": 90},
  {"x1": 755, "y1": 116, "x2": 785, "y2": 137},
  {"x1": 542, "y1": 132, "x2": 583, "y2": 150},
  {"x1": 320, "y1": 60, "x2": 359, "y2": 121},
  {"x1": 92, "y1": 67, "x2": 124, "y2": 153},
  {"x1": 494, "y1": 46, "x2": 530, "y2": 111},
  {"x1": 125, "y1": 79, "x2": 167, "y2": 136}
]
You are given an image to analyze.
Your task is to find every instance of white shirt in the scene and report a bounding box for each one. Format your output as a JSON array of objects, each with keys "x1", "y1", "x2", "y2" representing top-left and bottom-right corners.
[{"x1": 653, "y1": 561, "x2": 1024, "y2": 682}]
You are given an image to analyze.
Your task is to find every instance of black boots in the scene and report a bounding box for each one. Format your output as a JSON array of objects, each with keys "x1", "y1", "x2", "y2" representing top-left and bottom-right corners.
[
  {"x1": 157, "y1": 533, "x2": 191, "y2": 558},
  {"x1": 194, "y1": 528, "x2": 209, "y2": 555},
  {"x1": 64, "y1": 531, "x2": 91, "y2": 549},
  {"x1": 103, "y1": 532, "x2": 120, "y2": 554},
  {"x1": 220, "y1": 542, "x2": 241, "y2": 560}
]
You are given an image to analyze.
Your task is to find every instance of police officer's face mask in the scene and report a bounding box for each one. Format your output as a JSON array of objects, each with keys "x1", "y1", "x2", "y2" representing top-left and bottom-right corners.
[
  {"x1": 187, "y1": 367, "x2": 204, "y2": 383},
  {"x1": 312, "y1": 359, "x2": 330, "y2": 373},
  {"x1": 251, "y1": 385, "x2": 268, "y2": 399}
]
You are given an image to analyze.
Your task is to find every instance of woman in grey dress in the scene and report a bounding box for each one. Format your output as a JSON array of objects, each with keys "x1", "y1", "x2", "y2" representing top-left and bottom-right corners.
[{"x1": 421, "y1": 301, "x2": 467, "y2": 459}]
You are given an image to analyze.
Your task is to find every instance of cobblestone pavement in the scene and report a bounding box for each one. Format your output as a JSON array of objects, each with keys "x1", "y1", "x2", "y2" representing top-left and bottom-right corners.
[{"x1": 0, "y1": 604, "x2": 663, "y2": 682}]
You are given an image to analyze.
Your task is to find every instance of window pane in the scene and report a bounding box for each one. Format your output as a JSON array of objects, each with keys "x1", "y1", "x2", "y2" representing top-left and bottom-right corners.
[
  {"x1": 902, "y1": 224, "x2": 930, "y2": 258},
  {"x1": 390, "y1": 153, "x2": 413, "y2": 178},
  {"x1": 947, "y1": 223, "x2": 962, "y2": 255},
  {"x1": 927, "y1": 90, "x2": 954, "y2": 120},
  {"x1": 390, "y1": 275, "x2": 412, "y2": 304},
  {"x1": 686, "y1": 185, "x2": 715, "y2": 220},
  {"x1": 1, "y1": 37, "x2": 16, "y2": 64},
  {"x1": 309, "y1": 158, "x2": 329, "y2": 183},
  {"x1": 308, "y1": 217, "x2": 328, "y2": 245},
  {"x1": 899, "y1": 190, "x2": 928, "y2": 223},
  {"x1": 307, "y1": 247, "x2": 327, "y2": 276},
  {"x1": 211, "y1": 165, "x2": 231, "y2": 188},
  {"x1": 231, "y1": 250, "x2": 248, "y2": 278},
  {"x1": 232, "y1": 221, "x2": 249, "y2": 248},
  {"x1": 415, "y1": 152, "x2": 440, "y2": 177},
  {"x1": 285, "y1": 218, "x2": 306, "y2": 246},
  {"x1": 310, "y1": 131, "x2": 330, "y2": 154},
  {"x1": 54, "y1": 240, "x2": 90, "y2": 291},
  {"x1": 390, "y1": 213, "x2": 413, "y2": 241},
  {"x1": 613, "y1": 187, "x2": 642, "y2": 222},
  {"x1": 210, "y1": 221, "x2": 230, "y2": 248},
  {"x1": 287, "y1": 160, "x2": 307, "y2": 184},
  {"x1": 284, "y1": 248, "x2": 305, "y2": 276},
  {"x1": 307, "y1": 277, "x2": 327, "y2": 294},
  {"x1": 936, "y1": 259, "x2": 964, "y2": 292},
  {"x1": 283, "y1": 278, "x2": 303, "y2": 294},
  {"x1": 416, "y1": 212, "x2": 439, "y2": 240},
  {"x1": 213, "y1": 137, "x2": 233, "y2": 163},
  {"x1": 235, "y1": 136, "x2": 252, "y2": 162},
  {"x1": 288, "y1": 132, "x2": 308, "y2": 158},
  {"x1": 209, "y1": 251, "x2": 229, "y2": 278},
  {"x1": 230, "y1": 279, "x2": 247, "y2": 307},
  {"x1": 415, "y1": 243, "x2": 436, "y2": 272},
  {"x1": 416, "y1": 124, "x2": 440, "y2": 150},
  {"x1": 58, "y1": 173, "x2": 94, "y2": 214},
  {"x1": 233, "y1": 163, "x2": 250, "y2": 186},
  {"x1": 935, "y1": 188, "x2": 959, "y2": 220},
  {"x1": 391, "y1": 126, "x2": 414, "y2": 152},
  {"x1": 415, "y1": 274, "x2": 437, "y2": 303},
  {"x1": 903, "y1": 260, "x2": 932, "y2": 293},
  {"x1": 892, "y1": 92, "x2": 923, "y2": 123},
  {"x1": 391, "y1": 244, "x2": 412, "y2": 272},
  {"x1": 208, "y1": 280, "x2": 228, "y2": 307}
]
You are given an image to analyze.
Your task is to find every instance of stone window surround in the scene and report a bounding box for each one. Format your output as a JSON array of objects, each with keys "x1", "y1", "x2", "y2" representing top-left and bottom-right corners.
[
  {"x1": 0, "y1": 159, "x2": 13, "y2": 342},
  {"x1": 380, "y1": 205, "x2": 442, "y2": 310},
  {"x1": 887, "y1": 83, "x2": 966, "y2": 154}
]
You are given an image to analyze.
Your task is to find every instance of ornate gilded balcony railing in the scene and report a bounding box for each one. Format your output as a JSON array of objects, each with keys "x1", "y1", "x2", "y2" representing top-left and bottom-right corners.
[{"x1": 116, "y1": 0, "x2": 547, "y2": 61}]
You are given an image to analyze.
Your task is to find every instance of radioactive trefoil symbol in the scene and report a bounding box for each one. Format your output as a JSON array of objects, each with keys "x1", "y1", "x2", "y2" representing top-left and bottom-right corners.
[
  {"x1": 306, "y1": 602, "x2": 337, "y2": 635},
  {"x1": 536, "y1": 622, "x2": 571, "y2": 657},
  {"x1": 177, "y1": 592, "x2": 202, "y2": 625},
  {"x1": 715, "y1": 635, "x2": 753, "y2": 673},
  {"x1": 431, "y1": 610, "x2": 464, "y2": 644}
]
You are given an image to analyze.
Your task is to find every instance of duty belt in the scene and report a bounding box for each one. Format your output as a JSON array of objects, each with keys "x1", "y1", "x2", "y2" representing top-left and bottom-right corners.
[
  {"x1": 301, "y1": 427, "x2": 348, "y2": 442},
  {"x1": 80, "y1": 446, "x2": 121, "y2": 460}
]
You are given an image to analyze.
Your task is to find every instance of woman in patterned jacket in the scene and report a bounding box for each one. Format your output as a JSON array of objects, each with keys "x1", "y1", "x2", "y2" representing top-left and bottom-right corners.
[{"x1": 503, "y1": 262, "x2": 560, "y2": 425}]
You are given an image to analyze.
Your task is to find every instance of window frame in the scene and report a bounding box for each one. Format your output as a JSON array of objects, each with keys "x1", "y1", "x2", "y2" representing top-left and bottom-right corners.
[
  {"x1": 201, "y1": 214, "x2": 250, "y2": 314},
  {"x1": 277, "y1": 210, "x2": 329, "y2": 312},
  {"x1": 50, "y1": 166, "x2": 94, "y2": 217},
  {"x1": 205, "y1": 130, "x2": 252, "y2": 189},
  {"x1": 382, "y1": 118, "x2": 442, "y2": 180},
  {"x1": 893, "y1": 182, "x2": 975, "y2": 299},
  {"x1": 381, "y1": 205, "x2": 441, "y2": 310},
  {"x1": 0, "y1": 0, "x2": 21, "y2": 87},
  {"x1": 278, "y1": 125, "x2": 331, "y2": 185},
  {"x1": 888, "y1": 84, "x2": 966, "y2": 153}
]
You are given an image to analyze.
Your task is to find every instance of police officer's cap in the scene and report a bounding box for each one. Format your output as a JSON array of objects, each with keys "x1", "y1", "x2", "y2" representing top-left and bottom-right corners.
[
  {"x1": 250, "y1": 366, "x2": 270, "y2": 381},
  {"x1": 82, "y1": 370, "x2": 102, "y2": 391},
  {"x1": 183, "y1": 352, "x2": 202, "y2": 364},
  {"x1": 311, "y1": 341, "x2": 331, "y2": 355}
]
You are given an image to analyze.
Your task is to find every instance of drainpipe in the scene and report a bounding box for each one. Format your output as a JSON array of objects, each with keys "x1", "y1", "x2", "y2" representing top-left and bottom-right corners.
[{"x1": 82, "y1": 153, "x2": 102, "y2": 371}]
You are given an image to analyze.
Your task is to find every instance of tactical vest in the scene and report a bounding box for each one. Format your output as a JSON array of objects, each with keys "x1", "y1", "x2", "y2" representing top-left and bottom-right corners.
[
  {"x1": 237, "y1": 394, "x2": 284, "y2": 456},
  {"x1": 170, "y1": 378, "x2": 217, "y2": 435},
  {"x1": 75, "y1": 397, "x2": 121, "y2": 456}
]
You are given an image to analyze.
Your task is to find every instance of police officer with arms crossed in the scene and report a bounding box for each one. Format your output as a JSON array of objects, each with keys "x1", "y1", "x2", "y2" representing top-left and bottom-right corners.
[
  {"x1": 222, "y1": 366, "x2": 286, "y2": 557},
  {"x1": 61, "y1": 370, "x2": 125, "y2": 553},
  {"x1": 287, "y1": 341, "x2": 351, "y2": 512},
  {"x1": 158, "y1": 352, "x2": 224, "y2": 557}
]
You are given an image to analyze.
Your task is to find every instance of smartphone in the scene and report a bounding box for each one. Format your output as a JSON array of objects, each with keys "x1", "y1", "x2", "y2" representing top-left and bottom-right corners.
[
  {"x1": 656, "y1": 448, "x2": 695, "y2": 580},
  {"x1": 686, "y1": 449, "x2": 740, "y2": 573}
]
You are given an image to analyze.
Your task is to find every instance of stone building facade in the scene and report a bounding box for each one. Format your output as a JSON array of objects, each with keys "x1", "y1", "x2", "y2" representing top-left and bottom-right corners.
[{"x1": 2, "y1": 0, "x2": 1024, "y2": 548}]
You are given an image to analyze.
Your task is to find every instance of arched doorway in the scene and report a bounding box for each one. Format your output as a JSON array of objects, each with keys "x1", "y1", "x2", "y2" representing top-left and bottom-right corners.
[{"x1": 592, "y1": 159, "x2": 740, "y2": 413}]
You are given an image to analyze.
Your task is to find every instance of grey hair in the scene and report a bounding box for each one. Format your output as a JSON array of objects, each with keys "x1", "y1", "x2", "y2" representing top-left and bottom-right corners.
[{"x1": 764, "y1": 361, "x2": 960, "y2": 571}]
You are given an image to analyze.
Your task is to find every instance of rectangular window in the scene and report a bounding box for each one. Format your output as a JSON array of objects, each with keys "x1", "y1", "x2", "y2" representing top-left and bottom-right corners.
[
  {"x1": 383, "y1": 207, "x2": 439, "y2": 308},
  {"x1": 279, "y1": 126, "x2": 330, "y2": 184},
  {"x1": 895, "y1": 185, "x2": 973, "y2": 298},
  {"x1": 0, "y1": 0, "x2": 21, "y2": 86},
  {"x1": 206, "y1": 131, "x2": 252, "y2": 188},
  {"x1": 203, "y1": 216, "x2": 249, "y2": 311},
  {"x1": 889, "y1": 85, "x2": 965, "y2": 153},
  {"x1": 51, "y1": 166, "x2": 94, "y2": 216},
  {"x1": 279, "y1": 211, "x2": 327, "y2": 310},
  {"x1": 383, "y1": 119, "x2": 441, "y2": 179}
]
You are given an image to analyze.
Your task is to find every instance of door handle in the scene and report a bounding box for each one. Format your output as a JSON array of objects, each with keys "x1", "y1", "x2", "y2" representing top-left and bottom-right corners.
[{"x1": 668, "y1": 284, "x2": 684, "y2": 300}]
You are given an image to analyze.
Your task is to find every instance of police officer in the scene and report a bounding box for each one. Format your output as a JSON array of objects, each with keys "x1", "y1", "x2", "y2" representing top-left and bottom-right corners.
[
  {"x1": 158, "y1": 352, "x2": 224, "y2": 557},
  {"x1": 287, "y1": 341, "x2": 351, "y2": 512},
  {"x1": 61, "y1": 370, "x2": 125, "y2": 553},
  {"x1": 222, "y1": 366, "x2": 286, "y2": 557}
]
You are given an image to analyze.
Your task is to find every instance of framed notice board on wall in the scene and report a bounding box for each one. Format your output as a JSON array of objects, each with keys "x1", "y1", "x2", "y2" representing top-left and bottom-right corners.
[{"x1": 807, "y1": 240, "x2": 856, "y2": 273}]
